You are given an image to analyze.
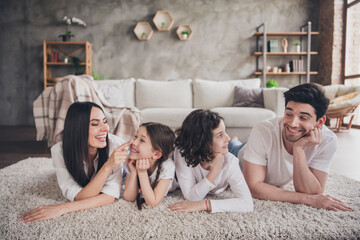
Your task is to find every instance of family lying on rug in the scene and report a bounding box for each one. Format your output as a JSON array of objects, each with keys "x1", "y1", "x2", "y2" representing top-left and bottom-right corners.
[{"x1": 19, "y1": 83, "x2": 354, "y2": 223}]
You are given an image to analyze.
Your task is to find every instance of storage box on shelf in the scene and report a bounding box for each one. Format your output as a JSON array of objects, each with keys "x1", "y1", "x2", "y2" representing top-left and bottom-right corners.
[
  {"x1": 43, "y1": 41, "x2": 91, "y2": 89},
  {"x1": 253, "y1": 22, "x2": 319, "y2": 86}
]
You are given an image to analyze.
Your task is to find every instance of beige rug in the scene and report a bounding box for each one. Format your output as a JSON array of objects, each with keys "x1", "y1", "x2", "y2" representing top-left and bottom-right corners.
[{"x1": 0, "y1": 157, "x2": 359, "y2": 239}]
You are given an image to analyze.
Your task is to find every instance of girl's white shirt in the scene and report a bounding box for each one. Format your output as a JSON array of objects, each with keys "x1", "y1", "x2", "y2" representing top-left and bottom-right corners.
[
  {"x1": 124, "y1": 157, "x2": 178, "y2": 196},
  {"x1": 51, "y1": 133, "x2": 125, "y2": 201},
  {"x1": 174, "y1": 147, "x2": 254, "y2": 213}
]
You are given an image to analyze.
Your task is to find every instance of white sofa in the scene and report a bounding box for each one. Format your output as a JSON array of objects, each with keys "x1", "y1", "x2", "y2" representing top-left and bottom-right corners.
[{"x1": 95, "y1": 78, "x2": 287, "y2": 141}]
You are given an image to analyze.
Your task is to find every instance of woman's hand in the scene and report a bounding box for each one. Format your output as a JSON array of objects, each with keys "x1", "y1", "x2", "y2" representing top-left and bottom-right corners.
[
  {"x1": 19, "y1": 204, "x2": 67, "y2": 223},
  {"x1": 168, "y1": 200, "x2": 208, "y2": 212},
  {"x1": 106, "y1": 141, "x2": 131, "y2": 171},
  {"x1": 136, "y1": 158, "x2": 152, "y2": 173}
]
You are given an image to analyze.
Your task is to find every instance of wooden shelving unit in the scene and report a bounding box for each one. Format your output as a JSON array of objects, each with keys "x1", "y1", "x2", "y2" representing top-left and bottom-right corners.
[
  {"x1": 134, "y1": 22, "x2": 154, "y2": 40},
  {"x1": 176, "y1": 24, "x2": 193, "y2": 40},
  {"x1": 152, "y1": 11, "x2": 174, "y2": 31},
  {"x1": 43, "y1": 41, "x2": 91, "y2": 89},
  {"x1": 254, "y1": 22, "x2": 318, "y2": 86}
]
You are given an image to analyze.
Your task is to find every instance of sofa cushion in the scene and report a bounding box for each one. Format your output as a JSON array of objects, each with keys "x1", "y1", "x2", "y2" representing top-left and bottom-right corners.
[
  {"x1": 136, "y1": 79, "x2": 192, "y2": 110},
  {"x1": 193, "y1": 78, "x2": 261, "y2": 108},
  {"x1": 140, "y1": 108, "x2": 195, "y2": 129},
  {"x1": 211, "y1": 107, "x2": 276, "y2": 128},
  {"x1": 232, "y1": 86, "x2": 264, "y2": 108},
  {"x1": 94, "y1": 78, "x2": 135, "y2": 107}
]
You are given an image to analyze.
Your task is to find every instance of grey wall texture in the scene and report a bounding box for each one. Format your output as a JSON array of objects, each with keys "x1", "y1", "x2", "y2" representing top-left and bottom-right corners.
[{"x1": 0, "y1": 0, "x2": 318, "y2": 126}]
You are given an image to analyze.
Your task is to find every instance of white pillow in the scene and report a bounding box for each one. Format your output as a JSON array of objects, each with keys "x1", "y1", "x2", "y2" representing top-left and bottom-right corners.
[
  {"x1": 94, "y1": 78, "x2": 135, "y2": 107},
  {"x1": 193, "y1": 78, "x2": 261, "y2": 108},
  {"x1": 135, "y1": 79, "x2": 193, "y2": 109}
]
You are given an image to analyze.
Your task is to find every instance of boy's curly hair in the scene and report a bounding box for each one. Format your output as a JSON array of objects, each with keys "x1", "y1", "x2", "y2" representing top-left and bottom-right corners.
[{"x1": 175, "y1": 109, "x2": 223, "y2": 167}]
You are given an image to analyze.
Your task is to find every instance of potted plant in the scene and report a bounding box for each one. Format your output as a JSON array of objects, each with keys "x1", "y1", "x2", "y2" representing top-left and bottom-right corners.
[
  {"x1": 293, "y1": 40, "x2": 301, "y2": 53},
  {"x1": 59, "y1": 16, "x2": 87, "y2": 42},
  {"x1": 266, "y1": 79, "x2": 278, "y2": 88},
  {"x1": 181, "y1": 30, "x2": 189, "y2": 39},
  {"x1": 161, "y1": 22, "x2": 165, "y2": 29},
  {"x1": 70, "y1": 57, "x2": 84, "y2": 75},
  {"x1": 141, "y1": 32, "x2": 146, "y2": 39}
]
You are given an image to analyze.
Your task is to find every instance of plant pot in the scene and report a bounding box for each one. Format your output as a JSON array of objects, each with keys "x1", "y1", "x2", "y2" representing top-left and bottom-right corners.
[
  {"x1": 296, "y1": 45, "x2": 301, "y2": 53},
  {"x1": 59, "y1": 34, "x2": 74, "y2": 42},
  {"x1": 182, "y1": 34, "x2": 188, "y2": 40}
]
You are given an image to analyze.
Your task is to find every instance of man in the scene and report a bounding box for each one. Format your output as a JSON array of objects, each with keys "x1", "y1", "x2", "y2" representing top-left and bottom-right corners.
[{"x1": 229, "y1": 83, "x2": 353, "y2": 211}]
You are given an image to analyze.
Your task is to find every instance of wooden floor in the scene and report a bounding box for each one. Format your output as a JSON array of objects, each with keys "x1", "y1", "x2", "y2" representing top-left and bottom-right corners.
[{"x1": 0, "y1": 126, "x2": 50, "y2": 169}]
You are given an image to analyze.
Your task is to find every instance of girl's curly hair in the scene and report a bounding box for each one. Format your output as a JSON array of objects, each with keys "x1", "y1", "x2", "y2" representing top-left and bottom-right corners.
[{"x1": 175, "y1": 109, "x2": 223, "y2": 167}]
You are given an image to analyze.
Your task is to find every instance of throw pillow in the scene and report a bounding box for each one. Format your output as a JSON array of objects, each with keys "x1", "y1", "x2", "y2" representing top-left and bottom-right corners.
[
  {"x1": 330, "y1": 91, "x2": 360, "y2": 105},
  {"x1": 232, "y1": 86, "x2": 264, "y2": 108}
]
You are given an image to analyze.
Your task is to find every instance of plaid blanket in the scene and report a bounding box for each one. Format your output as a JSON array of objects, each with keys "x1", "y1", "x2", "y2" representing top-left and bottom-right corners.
[{"x1": 33, "y1": 75, "x2": 140, "y2": 146}]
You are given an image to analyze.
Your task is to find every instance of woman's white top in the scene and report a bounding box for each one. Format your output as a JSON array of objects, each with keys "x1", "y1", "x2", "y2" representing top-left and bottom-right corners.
[
  {"x1": 51, "y1": 133, "x2": 125, "y2": 201},
  {"x1": 125, "y1": 158, "x2": 178, "y2": 196},
  {"x1": 174, "y1": 147, "x2": 253, "y2": 213}
]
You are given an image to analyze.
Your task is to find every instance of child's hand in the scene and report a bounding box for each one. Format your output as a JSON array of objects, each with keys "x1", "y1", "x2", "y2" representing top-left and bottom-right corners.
[
  {"x1": 106, "y1": 141, "x2": 131, "y2": 171},
  {"x1": 209, "y1": 153, "x2": 224, "y2": 172},
  {"x1": 136, "y1": 158, "x2": 152, "y2": 172},
  {"x1": 127, "y1": 159, "x2": 137, "y2": 174}
]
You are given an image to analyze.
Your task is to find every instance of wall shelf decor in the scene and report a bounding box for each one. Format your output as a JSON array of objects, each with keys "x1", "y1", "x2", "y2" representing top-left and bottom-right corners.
[
  {"x1": 43, "y1": 41, "x2": 91, "y2": 89},
  {"x1": 176, "y1": 24, "x2": 193, "y2": 40},
  {"x1": 134, "y1": 22, "x2": 154, "y2": 40},
  {"x1": 253, "y1": 22, "x2": 319, "y2": 86},
  {"x1": 152, "y1": 11, "x2": 174, "y2": 31}
]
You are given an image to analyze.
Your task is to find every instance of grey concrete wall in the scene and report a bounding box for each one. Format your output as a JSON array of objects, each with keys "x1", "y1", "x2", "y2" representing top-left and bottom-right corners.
[{"x1": 0, "y1": 0, "x2": 318, "y2": 126}]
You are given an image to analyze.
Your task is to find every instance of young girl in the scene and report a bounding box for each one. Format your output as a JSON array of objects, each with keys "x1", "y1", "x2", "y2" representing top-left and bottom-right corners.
[
  {"x1": 168, "y1": 109, "x2": 253, "y2": 213},
  {"x1": 20, "y1": 102, "x2": 130, "y2": 223},
  {"x1": 123, "y1": 122, "x2": 176, "y2": 209}
]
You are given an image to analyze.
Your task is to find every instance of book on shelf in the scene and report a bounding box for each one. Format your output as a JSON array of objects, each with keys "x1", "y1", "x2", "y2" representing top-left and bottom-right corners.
[
  {"x1": 51, "y1": 52, "x2": 59, "y2": 62},
  {"x1": 267, "y1": 40, "x2": 278, "y2": 52}
]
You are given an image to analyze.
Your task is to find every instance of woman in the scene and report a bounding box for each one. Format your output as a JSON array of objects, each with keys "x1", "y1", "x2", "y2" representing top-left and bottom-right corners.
[
  {"x1": 20, "y1": 102, "x2": 130, "y2": 223},
  {"x1": 168, "y1": 109, "x2": 253, "y2": 213}
]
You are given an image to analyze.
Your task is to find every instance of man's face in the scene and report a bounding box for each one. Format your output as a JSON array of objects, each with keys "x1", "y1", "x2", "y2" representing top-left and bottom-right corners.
[{"x1": 282, "y1": 101, "x2": 321, "y2": 143}]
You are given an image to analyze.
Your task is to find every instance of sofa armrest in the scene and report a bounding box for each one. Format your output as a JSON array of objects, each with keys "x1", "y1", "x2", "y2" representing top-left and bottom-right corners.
[{"x1": 263, "y1": 87, "x2": 288, "y2": 116}]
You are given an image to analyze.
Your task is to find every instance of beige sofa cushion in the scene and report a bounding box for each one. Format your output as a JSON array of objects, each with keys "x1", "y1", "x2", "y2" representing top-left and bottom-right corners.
[
  {"x1": 136, "y1": 79, "x2": 193, "y2": 110},
  {"x1": 140, "y1": 108, "x2": 195, "y2": 129},
  {"x1": 94, "y1": 78, "x2": 136, "y2": 107},
  {"x1": 211, "y1": 107, "x2": 276, "y2": 128},
  {"x1": 193, "y1": 78, "x2": 261, "y2": 108}
]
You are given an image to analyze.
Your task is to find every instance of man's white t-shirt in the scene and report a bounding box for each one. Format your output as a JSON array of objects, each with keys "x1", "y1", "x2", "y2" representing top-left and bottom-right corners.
[
  {"x1": 51, "y1": 133, "x2": 125, "y2": 201},
  {"x1": 242, "y1": 117, "x2": 337, "y2": 187}
]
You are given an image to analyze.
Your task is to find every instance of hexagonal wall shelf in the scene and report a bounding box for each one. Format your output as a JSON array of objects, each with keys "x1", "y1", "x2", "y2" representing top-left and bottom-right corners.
[
  {"x1": 176, "y1": 24, "x2": 193, "y2": 40},
  {"x1": 134, "y1": 22, "x2": 154, "y2": 40},
  {"x1": 152, "y1": 10, "x2": 174, "y2": 31}
]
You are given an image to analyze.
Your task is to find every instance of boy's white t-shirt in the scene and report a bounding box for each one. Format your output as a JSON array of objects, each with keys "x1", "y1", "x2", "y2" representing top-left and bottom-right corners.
[
  {"x1": 242, "y1": 117, "x2": 337, "y2": 187},
  {"x1": 51, "y1": 133, "x2": 125, "y2": 201},
  {"x1": 174, "y1": 148, "x2": 253, "y2": 213}
]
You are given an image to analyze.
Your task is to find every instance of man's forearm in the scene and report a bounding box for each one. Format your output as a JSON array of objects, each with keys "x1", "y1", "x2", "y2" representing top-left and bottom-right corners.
[
  {"x1": 250, "y1": 181, "x2": 309, "y2": 205},
  {"x1": 292, "y1": 147, "x2": 322, "y2": 194}
]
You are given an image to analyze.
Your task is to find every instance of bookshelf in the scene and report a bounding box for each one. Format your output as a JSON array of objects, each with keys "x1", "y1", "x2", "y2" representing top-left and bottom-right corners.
[
  {"x1": 43, "y1": 41, "x2": 91, "y2": 89},
  {"x1": 253, "y1": 22, "x2": 319, "y2": 86}
]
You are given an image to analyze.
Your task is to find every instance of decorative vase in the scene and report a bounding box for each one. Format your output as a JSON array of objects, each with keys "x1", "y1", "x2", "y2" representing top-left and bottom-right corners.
[{"x1": 296, "y1": 45, "x2": 301, "y2": 53}]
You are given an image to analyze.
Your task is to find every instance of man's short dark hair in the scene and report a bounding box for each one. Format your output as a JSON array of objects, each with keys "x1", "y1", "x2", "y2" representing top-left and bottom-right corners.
[{"x1": 283, "y1": 83, "x2": 330, "y2": 120}]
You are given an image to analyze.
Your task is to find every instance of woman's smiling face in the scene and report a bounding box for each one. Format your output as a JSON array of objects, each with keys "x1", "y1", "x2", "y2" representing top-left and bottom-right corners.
[{"x1": 88, "y1": 107, "x2": 109, "y2": 152}]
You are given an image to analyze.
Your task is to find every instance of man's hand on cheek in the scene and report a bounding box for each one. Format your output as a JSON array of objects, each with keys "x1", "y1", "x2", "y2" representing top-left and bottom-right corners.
[{"x1": 294, "y1": 126, "x2": 322, "y2": 149}]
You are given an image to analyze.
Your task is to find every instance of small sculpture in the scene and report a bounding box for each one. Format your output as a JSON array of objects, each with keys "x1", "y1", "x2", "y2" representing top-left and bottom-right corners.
[{"x1": 282, "y1": 38, "x2": 288, "y2": 53}]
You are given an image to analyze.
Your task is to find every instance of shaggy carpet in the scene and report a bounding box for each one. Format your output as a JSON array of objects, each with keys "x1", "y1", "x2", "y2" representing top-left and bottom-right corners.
[{"x1": 0, "y1": 157, "x2": 359, "y2": 239}]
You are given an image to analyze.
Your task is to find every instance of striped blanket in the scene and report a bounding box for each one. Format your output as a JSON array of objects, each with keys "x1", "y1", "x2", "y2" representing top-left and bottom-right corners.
[{"x1": 33, "y1": 75, "x2": 140, "y2": 146}]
